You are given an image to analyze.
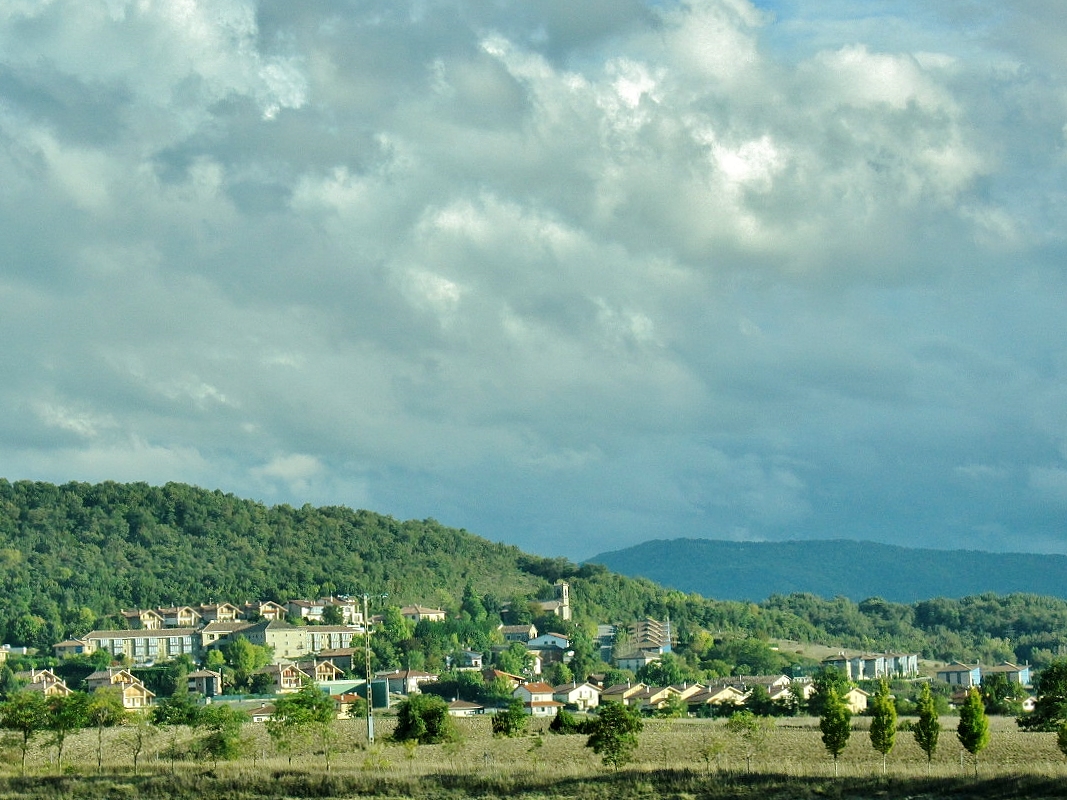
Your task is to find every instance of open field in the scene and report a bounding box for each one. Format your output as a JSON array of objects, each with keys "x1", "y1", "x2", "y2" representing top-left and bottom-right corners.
[{"x1": 2, "y1": 714, "x2": 1066, "y2": 798}]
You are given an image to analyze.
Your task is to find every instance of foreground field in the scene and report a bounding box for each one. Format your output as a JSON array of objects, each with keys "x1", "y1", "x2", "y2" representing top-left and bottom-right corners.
[{"x1": 2, "y1": 713, "x2": 1066, "y2": 799}]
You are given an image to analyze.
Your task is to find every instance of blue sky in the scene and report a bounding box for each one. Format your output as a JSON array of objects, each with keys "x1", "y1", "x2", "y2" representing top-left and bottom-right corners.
[{"x1": 2, "y1": 0, "x2": 1066, "y2": 560}]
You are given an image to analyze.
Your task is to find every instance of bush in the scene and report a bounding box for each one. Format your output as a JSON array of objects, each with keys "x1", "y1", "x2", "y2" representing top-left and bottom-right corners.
[{"x1": 392, "y1": 694, "x2": 457, "y2": 745}]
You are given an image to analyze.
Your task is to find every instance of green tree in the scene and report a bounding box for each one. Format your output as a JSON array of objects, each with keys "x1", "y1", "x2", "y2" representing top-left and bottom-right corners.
[
  {"x1": 585, "y1": 701, "x2": 643, "y2": 771},
  {"x1": 87, "y1": 690, "x2": 127, "y2": 773},
  {"x1": 913, "y1": 682, "x2": 941, "y2": 765},
  {"x1": 491, "y1": 698, "x2": 528, "y2": 737},
  {"x1": 46, "y1": 691, "x2": 91, "y2": 771},
  {"x1": 724, "y1": 709, "x2": 773, "y2": 771},
  {"x1": 957, "y1": 686, "x2": 990, "y2": 777},
  {"x1": 461, "y1": 582, "x2": 487, "y2": 621},
  {"x1": 495, "y1": 642, "x2": 533, "y2": 676},
  {"x1": 194, "y1": 704, "x2": 248, "y2": 769},
  {"x1": 321, "y1": 604, "x2": 345, "y2": 626},
  {"x1": 657, "y1": 691, "x2": 688, "y2": 719},
  {"x1": 222, "y1": 637, "x2": 272, "y2": 692},
  {"x1": 981, "y1": 672, "x2": 1025, "y2": 716},
  {"x1": 819, "y1": 687, "x2": 851, "y2": 777},
  {"x1": 809, "y1": 666, "x2": 852, "y2": 718},
  {"x1": 743, "y1": 684, "x2": 776, "y2": 717},
  {"x1": 635, "y1": 653, "x2": 694, "y2": 687},
  {"x1": 268, "y1": 683, "x2": 338, "y2": 770},
  {"x1": 1018, "y1": 659, "x2": 1067, "y2": 731},
  {"x1": 392, "y1": 693, "x2": 457, "y2": 745},
  {"x1": 0, "y1": 691, "x2": 49, "y2": 774},
  {"x1": 868, "y1": 681, "x2": 896, "y2": 774}
]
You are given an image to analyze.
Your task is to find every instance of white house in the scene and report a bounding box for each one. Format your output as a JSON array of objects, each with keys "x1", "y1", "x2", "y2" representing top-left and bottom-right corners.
[
  {"x1": 552, "y1": 681, "x2": 600, "y2": 711},
  {"x1": 513, "y1": 682, "x2": 563, "y2": 717}
]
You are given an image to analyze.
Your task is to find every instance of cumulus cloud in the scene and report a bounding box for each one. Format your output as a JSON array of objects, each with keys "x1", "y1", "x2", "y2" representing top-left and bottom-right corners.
[{"x1": 2, "y1": 0, "x2": 1067, "y2": 557}]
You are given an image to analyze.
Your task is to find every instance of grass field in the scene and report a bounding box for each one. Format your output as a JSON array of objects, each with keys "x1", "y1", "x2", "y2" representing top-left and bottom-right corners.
[{"x1": 2, "y1": 713, "x2": 1066, "y2": 798}]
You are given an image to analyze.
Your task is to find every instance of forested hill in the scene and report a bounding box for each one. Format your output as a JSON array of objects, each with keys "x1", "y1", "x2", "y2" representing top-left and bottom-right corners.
[
  {"x1": 8, "y1": 480, "x2": 1067, "y2": 671},
  {"x1": 0, "y1": 479, "x2": 544, "y2": 644},
  {"x1": 588, "y1": 538, "x2": 1067, "y2": 603}
]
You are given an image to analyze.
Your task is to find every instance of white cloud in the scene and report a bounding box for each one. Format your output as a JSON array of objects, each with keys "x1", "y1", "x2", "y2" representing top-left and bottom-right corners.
[
  {"x1": 251, "y1": 454, "x2": 325, "y2": 495},
  {"x1": 2, "y1": 0, "x2": 1067, "y2": 557}
]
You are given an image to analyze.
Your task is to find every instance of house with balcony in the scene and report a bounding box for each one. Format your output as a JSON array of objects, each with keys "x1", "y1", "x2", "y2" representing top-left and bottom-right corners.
[
  {"x1": 553, "y1": 681, "x2": 601, "y2": 711},
  {"x1": 82, "y1": 628, "x2": 199, "y2": 665},
  {"x1": 18, "y1": 669, "x2": 72, "y2": 697},
  {"x1": 254, "y1": 662, "x2": 310, "y2": 694},
  {"x1": 85, "y1": 668, "x2": 155, "y2": 709}
]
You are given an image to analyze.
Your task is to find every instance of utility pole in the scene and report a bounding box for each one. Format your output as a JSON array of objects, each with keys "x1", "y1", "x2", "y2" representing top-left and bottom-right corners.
[{"x1": 362, "y1": 592, "x2": 387, "y2": 743}]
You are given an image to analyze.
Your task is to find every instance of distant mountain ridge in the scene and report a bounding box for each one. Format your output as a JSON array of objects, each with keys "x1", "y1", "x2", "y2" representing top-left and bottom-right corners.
[{"x1": 587, "y1": 538, "x2": 1067, "y2": 603}]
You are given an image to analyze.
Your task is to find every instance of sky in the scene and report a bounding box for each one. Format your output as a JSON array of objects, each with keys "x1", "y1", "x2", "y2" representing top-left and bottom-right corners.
[{"x1": 2, "y1": 0, "x2": 1067, "y2": 561}]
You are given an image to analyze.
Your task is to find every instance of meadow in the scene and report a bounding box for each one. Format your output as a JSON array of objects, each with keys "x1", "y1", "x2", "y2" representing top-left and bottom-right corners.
[{"x1": 2, "y1": 713, "x2": 1066, "y2": 799}]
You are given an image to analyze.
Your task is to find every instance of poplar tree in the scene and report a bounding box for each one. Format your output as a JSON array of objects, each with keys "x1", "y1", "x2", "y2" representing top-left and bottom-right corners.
[
  {"x1": 913, "y1": 682, "x2": 941, "y2": 766},
  {"x1": 868, "y1": 681, "x2": 896, "y2": 774},
  {"x1": 957, "y1": 686, "x2": 989, "y2": 777},
  {"x1": 819, "y1": 687, "x2": 851, "y2": 777}
]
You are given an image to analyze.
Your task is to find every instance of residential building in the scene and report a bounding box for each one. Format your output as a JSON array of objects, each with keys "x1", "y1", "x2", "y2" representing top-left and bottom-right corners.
[
  {"x1": 187, "y1": 669, "x2": 222, "y2": 698},
  {"x1": 499, "y1": 624, "x2": 537, "y2": 643},
  {"x1": 121, "y1": 609, "x2": 165, "y2": 630},
  {"x1": 53, "y1": 638, "x2": 92, "y2": 659},
  {"x1": 527, "y1": 633, "x2": 570, "y2": 650},
  {"x1": 614, "y1": 648, "x2": 661, "y2": 673},
  {"x1": 157, "y1": 606, "x2": 203, "y2": 629},
  {"x1": 513, "y1": 681, "x2": 563, "y2": 717},
  {"x1": 527, "y1": 632, "x2": 573, "y2": 667},
  {"x1": 686, "y1": 684, "x2": 746, "y2": 712},
  {"x1": 242, "y1": 601, "x2": 288, "y2": 621},
  {"x1": 447, "y1": 699, "x2": 486, "y2": 717},
  {"x1": 481, "y1": 669, "x2": 524, "y2": 689},
  {"x1": 85, "y1": 668, "x2": 155, "y2": 709},
  {"x1": 249, "y1": 703, "x2": 277, "y2": 723},
  {"x1": 297, "y1": 659, "x2": 344, "y2": 683},
  {"x1": 317, "y1": 648, "x2": 358, "y2": 673},
  {"x1": 842, "y1": 687, "x2": 871, "y2": 714},
  {"x1": 305, "y1": 625, "x2": 361, "y2": 653},
  {"x1": 399, "y1": 605, "x2": 447, "y2": 624},
  {"x1": 83, "y1": 628, "x2": 199, "y2": 665},
  {"x1": 552, "y1": 681, "x2": 601, "y2": 711},
  {"x1": 255, "y1": 662, "x2": 310, "y2": 693},
  {"x1": 242, "y1": 620, "x2": 310, "y2": 662},
  {"x1": 601, "y1": 682, "x2": 649, "y2": 706},
  {"x1": 200, "y1": 621, "x2": 253, "y2": 650},
  {"x1": 981, "y1": 662, "x2": 1031, "y2": 686},
  {"x1": 375, "y1": 668, "x2": 439, "y2": 695},
  {"x1": 456, "y1": 650, "x2": 484, "y2": 670},
  {"x1": 937, "y1": 662, "x2": 982, "y2": 687},
  {"x1": 17, "y1": 669, "x2": 72, "y2": 697},
  {"x1": 196, "y1": 603, "x2": 242, "y2": 623}
]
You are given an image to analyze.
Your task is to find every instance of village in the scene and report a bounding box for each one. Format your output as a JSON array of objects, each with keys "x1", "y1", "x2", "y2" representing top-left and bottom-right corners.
[{"x1": 2, "y1": 581, "x2": 1035, "y2": 724}]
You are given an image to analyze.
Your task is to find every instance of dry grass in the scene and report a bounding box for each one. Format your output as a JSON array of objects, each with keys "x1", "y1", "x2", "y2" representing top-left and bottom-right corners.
[{"x1": 1, "y1": 713, "x2": 1065, "y2": 798}]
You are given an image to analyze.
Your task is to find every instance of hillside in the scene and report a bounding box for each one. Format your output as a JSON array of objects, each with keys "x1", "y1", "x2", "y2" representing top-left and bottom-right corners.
[
  {"x1": 0, "y1": 479, "x2": 549, "y2": 647},
  {"x1": 7, "y1": 480, "x2": 1067, "y2": 672},
  {"x1": 588, "y1": 538, "x2": 1067, "y2": 603}
]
